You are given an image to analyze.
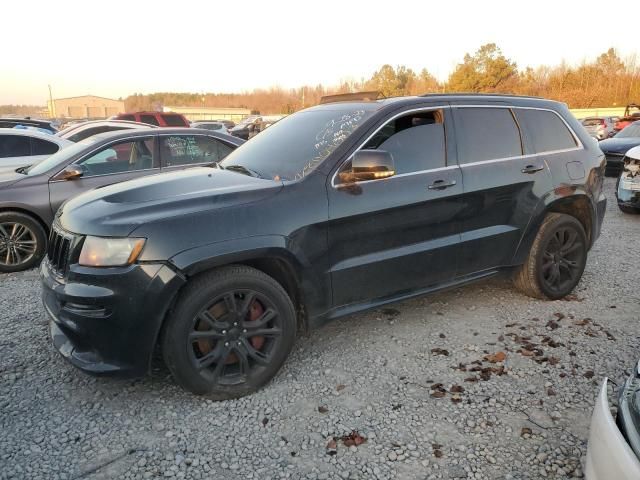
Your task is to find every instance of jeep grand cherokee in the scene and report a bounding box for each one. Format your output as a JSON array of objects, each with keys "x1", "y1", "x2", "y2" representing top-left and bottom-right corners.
[{"x1": 40, "y1": 94, "x2": 607, "y2": 398}]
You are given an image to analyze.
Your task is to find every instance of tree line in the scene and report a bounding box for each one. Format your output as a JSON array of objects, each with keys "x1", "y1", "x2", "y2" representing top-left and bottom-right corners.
[{"x1": 3, "y1": 44, "x2": 638, "y2": 117}]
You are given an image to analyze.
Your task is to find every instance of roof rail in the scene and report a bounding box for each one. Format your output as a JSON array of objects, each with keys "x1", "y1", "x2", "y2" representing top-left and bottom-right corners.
[
  {"x1": 419, "y1": 92, "x2": 543, "y2": 99},
  {"x1": 319, "y1": 91, "x2": 380, "y2": 104}
]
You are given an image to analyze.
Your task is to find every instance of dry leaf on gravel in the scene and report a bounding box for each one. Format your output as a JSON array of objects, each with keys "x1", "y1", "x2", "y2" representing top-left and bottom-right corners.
[
  {"x1": 484, "y1": 351, "x2": 506, "y2": 363},
  {"x1": 318, "y1": 406, "x2": 328, "y2": 414},
  {"x1": 341, "y1": 431, "x2": 366, "y2": 447},
  {"x1": 431, "y1": 348, "x2": 449, "y2": 356},
  {"x1": 521, "y1": 427, "x2": 533, "y2": 437}
]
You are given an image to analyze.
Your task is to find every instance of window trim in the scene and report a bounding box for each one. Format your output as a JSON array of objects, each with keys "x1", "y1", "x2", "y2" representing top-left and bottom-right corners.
[{"x1": 330, "y1": 105, "x2": 450, "y2": 188}]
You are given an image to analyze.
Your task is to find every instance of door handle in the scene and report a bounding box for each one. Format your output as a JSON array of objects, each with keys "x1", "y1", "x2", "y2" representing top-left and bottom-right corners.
[
  {"x1": 428, "y1": 179, "x2": 457, "y2": 190},
  {"x1": 521, "y1": 165, "x2": 544, "y2": 174}
]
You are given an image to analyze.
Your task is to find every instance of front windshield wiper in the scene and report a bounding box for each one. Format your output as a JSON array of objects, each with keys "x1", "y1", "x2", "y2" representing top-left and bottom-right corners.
[{"x1": 222, "y1": 164, "x2": 263, "y2": 178}]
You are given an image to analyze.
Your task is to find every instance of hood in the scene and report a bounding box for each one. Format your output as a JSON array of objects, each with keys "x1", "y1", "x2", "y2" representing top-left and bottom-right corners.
[
  {"x1": 58, "y1": 167, "x2": 283, "y2": 237},
  {"x1": 598, "y1": 137, "x2": 640, "y2": 154},
  {"x1": 0, "y1": 170, "x2": 26, "y2": 188}
]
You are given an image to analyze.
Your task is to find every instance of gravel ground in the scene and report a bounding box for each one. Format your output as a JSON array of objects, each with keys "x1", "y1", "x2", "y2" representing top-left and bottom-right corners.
[{"x1": 1, "y1": 177, "x2": 639, "y2": 480}]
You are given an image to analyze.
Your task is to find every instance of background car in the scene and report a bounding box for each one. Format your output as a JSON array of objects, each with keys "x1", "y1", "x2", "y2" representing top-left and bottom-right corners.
[
  {"x1": 0, "y1": 117, "x2": 58, "y2": 133},
  {"x1": 215, "y1": 119, "x2": 235, "y2": 129},
  {"x1": 598, "y1": 121, "x2": 640, "y2": 176},
  {"x1": 0, "y1": 130, "x2": 72, "y2": 173},
  {"x1": 0, "y1": 129, "x2": 243, "y2": 272},
  {"x1": 616, "y1": 145, "x2": 640, "y2": 213},
  {"x1": 614, "y1": 104, "x2": 640, "y2": 132},
  {"x1": 190, "y1": 121, "x2": 229, "y2": 134},
  {"x1": 582, "y1": 116, "x2": 616, "y2": 140},
  {"x1": 114, "y1": 111, "x2": 190, "y2": 127},
  {"x1": 57, "y1": 120, "x2": 157, "y2": 143}
]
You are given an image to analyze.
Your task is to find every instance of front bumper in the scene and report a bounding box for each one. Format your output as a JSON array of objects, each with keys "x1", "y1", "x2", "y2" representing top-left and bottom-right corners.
[
  {"x1": 617, "y1": 181, "x2": 640, "y2": 210},
  {"x1": 585, "y1": 379, "x2": 640, "y2": 479},
  {"x1": 41, "y1": 259, "x2": 185, "y2": 377}
]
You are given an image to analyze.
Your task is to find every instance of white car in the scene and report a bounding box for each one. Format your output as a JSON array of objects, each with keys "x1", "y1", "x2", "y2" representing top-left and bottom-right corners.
[
  {"x1": 0, "y1": 129, "x2": 72, "y2": 173},
  {"x1": 586, "y1": 375, "x2": 640, "y2": 479},
  {"x1": 56, "y1": 120, "x2": 157, "y2": 143}
]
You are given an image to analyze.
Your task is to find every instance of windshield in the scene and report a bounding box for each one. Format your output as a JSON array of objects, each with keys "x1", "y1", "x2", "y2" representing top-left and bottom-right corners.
[
  {"x1": 219, "y1": 107, "x2": 374, "y2": 181},
  {"x1": 26, "y1": 138, "x2": 97, "y2": 175},
  {"x1": 617, "y1": 124, "x2": 640, "y2": 138}
]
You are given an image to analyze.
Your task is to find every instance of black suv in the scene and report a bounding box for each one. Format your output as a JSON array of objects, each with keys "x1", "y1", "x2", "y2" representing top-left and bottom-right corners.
[{"x1": 41, "y1": 94, "x2": 607, "y2": 398}]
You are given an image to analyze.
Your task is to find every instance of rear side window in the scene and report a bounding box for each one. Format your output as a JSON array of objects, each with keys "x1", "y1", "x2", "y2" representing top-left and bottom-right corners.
[
  {"x1": 118, "y1": 114, "x2": 135, "y2": 121},
  {"x1": 454, "y1": 108, "x2": 522, "y2": 164},
  {"x1": 160, "y1": 135, "x2": 232, "y2": 167},
  {"x1": 514, "y1": 109, "x2": 577, "y2": 154},
  {"x1": 140, "y1": 114, "x2": 160, "y2": 126},
  {"x1": 0, "y1": 135, "x2": 30, "y2": 158},
  {"x1": 31, "y1": 138, "x2": 59, "y2": 155},
  {"x1": 163, "y1": 114, "x2": 187, "y2": 127}
]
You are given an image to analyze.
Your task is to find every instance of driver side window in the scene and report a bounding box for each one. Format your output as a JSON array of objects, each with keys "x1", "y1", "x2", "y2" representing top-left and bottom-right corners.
[
  {"x1": 77, "y1": 138, "x2": 157, "y2": 177},
  {"x1": 337, "y1": 109, "x2": 446, "y2": 183}
]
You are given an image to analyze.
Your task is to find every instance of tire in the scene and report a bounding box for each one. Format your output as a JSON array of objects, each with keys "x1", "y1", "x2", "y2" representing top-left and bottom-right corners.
[
  {"x1": 514, "y1": 213, "x2": 587, "y2": 300},
  {"x1": 618, "y1": 204, "x2": 640, "y2": 214},
  {"x1": 0, "y1": 211, "x2": 47, "y2": 273},
  {"x1": 161, "y1": 265, "x2": 296, "y2": 398}
]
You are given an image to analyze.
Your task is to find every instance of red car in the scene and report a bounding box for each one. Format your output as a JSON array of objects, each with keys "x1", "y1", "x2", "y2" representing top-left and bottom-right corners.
[{"x1": 115, "y1": 111, "x2": 189, "y2": 127}]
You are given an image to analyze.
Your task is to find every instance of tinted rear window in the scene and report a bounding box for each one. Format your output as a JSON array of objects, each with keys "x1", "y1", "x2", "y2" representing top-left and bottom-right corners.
[
  {"x1": 454, "y1": 107, "x2": 522, "y2": 164},
  {"x1": 31, "y1": 137, "x2": 59, "y2": 155},
  {"x1": 140, "y1": 115, "x2": 160, "y2": 126},
  {"x1": 118, "y1": 114, "x2": 135, "y2": 121},
  {"x1": 163, "y1": 114, "x2": 187, "y2": 127},
  {"x1": 515, "y1": 109, "x2": 577, "y2": 154}
]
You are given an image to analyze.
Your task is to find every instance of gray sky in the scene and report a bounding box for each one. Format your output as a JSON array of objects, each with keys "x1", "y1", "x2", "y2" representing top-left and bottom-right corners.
[{"x1": 2, "y1": 0, "x2": 638, "y2": 104}]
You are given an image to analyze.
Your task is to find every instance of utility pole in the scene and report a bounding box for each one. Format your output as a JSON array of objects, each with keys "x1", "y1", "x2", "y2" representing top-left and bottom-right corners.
[{"x1": 48, "y1": 84, "x2": 55, "y2": 118}]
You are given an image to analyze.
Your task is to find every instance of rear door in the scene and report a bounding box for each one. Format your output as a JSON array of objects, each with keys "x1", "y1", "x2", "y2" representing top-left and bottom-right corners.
[
  {"x1": 48, "y1": 135, "x2": 159, "y2": 216},
  {"x1": 159, "y1": 133, "x2": 235, "y2": 173},
  {"x1": 451, "y1": 104, "x2": 554, "y2": 275},
  {"x1": 327, "y1": 106, "x2": 463, "y2": 307}
]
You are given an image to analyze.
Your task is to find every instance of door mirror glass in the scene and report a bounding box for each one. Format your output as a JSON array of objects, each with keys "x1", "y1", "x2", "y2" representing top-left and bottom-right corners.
[
  {"x1": 340, "y1": 150, "x2": 395, "y2": 183},
  {"x1": 53, "y1": 165, "x2": 84, "y2": 181}
]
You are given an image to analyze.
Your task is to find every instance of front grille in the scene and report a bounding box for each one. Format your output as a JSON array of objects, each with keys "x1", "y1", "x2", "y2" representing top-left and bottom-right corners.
[{"x1": 47, "y1": 227, "x2": 76, "y2": 275}]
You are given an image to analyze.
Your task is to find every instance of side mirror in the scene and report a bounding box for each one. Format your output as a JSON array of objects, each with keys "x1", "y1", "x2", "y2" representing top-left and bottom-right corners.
[
  {"x1": 340, "y1": 150, "x2": 395, "y2": 183},
  {"x1": 53, "y1": 165, "x2": 84, "y2": 181}
]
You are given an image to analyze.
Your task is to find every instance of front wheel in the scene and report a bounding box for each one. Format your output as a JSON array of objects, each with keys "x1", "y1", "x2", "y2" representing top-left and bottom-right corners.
[
  {"x1": 161, "y1": 265, "x2": 296, "y2": 398},
  {"x1": 0, "y1": 212, "x2": 47, "y2": 273},
  {"x1": 514, "y1": 213, "x2": 588, "y2": 300}
]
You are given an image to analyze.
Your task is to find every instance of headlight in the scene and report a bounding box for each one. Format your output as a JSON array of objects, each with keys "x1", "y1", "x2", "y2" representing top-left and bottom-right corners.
[{"x1": 79, "y1": 236, "x2": 146, "y2": 267}]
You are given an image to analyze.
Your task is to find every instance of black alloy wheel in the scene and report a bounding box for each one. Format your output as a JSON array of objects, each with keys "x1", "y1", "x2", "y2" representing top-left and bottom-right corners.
[
  {"x1": 189, "y1": 290, "x2": 283, "y2": 385},
  {"x1": 514, "y1": 213, "x2": 587, "y2": 300},
  {"x1": 162, "y1": 265, "x2": 296, "y2": 398},
  {"x1": 539, "y1": 226, "x2": 586, "y2": 296}
]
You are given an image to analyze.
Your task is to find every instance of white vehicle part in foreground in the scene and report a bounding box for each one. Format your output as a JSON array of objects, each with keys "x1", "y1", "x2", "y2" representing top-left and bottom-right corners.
[{"x1": 585, "y1": 379, "x2": 640, "y2": 479}]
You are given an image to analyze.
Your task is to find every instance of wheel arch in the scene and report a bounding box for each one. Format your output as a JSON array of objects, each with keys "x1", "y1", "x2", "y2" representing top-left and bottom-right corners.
[
  {"x1": 512, "y1": 192, "x2": 596, "y2": 266},
  {"x1": 0, "y1": 206, "x2": 50, "y2": 236}
]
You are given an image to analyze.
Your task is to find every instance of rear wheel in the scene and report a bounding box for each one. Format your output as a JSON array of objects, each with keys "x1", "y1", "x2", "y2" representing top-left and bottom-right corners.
[
  {"x1": 514, "y1": 213, "x2": 588, "y2": 300},
  {"x1": 0, "y1": 212, "x2": 46, "y2": 273},
  {"x1": 162, "y1": 265, "x2": 296, "y2": 398}
]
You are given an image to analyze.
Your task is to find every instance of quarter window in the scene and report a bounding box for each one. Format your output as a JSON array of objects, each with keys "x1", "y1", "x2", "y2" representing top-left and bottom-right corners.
[
  {"x1": 77, "y1": 138, "x2": 157, "y2": 176},
  {"x1": 31, "y1": 138, "x2": 59, "y2": 155},
  {"x1": 454, "y1": 107, "x2": 522, "y2": 164},
  {"x1": 514, "y1": 109, "x2": 577, "y2": 154},
  {"x1": 160, "y1": 135, "x2": 232, "y2": 167}
]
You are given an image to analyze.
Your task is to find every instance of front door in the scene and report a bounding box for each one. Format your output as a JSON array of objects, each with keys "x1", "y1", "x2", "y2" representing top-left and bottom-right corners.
[
  {"x1": 327, "y1": 107, "x2": 463, "y2": 307},
  {"x1": 48, "y1": 136, "x2": 159, "y2": 217}
]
